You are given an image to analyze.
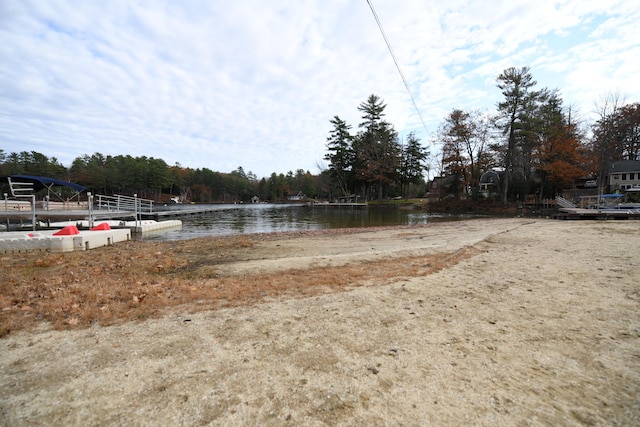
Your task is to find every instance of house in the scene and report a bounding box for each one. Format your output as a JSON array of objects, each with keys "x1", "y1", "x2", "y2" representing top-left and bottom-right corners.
[
  {"x1": 479, "y1": 170, "x2": 501, "y2": 198},
  {"x1": 608, "y1": 160, "x2": 640, "y2": 192},
  {"x1": 287, "y1": 191, "x2": 305, "y2": 201}
]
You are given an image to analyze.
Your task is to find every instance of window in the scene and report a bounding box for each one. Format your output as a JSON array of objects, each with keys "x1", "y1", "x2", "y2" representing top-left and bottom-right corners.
[
  {"x1": 622, "y1": 174, "x2": 627, "y2": 181},
  {"x1": 630, "y1": 173, "x2": 636, "y2": 180}
]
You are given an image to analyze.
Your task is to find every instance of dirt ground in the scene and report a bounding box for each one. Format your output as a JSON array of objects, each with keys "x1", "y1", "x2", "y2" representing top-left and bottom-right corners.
[{"x1": 1, "y1": 218, "x2": 639, "y2": 426}]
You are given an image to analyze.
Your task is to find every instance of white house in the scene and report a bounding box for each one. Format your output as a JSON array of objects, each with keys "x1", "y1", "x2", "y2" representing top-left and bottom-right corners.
[{"x1": 608, "y1": 160, "x2": 640, "y2": 192}]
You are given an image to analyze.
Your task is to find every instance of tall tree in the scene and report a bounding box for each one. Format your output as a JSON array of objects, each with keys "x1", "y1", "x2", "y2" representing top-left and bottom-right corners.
[
  {"x1": 591, "y1": 99, "x2": 640, "y2": 169},
  {"x1": 496, "y1": 66, "x2": 542, "y2": 203},
  {"x1": 324, "y1": 115, "x2": 354, "y2": 199},
  {"x1": 399, "y1": 132, "x2": 429, "y2": 198},
  {"x1": 353, "y1": 94, "x2": 401, "y2": 200},
  {"x1": 590, "y1": 93, "x2": 626, "y2": 191},
  {"x1": 439, "y1": 111, "x2": 468, "y2": 199},
  {"x1": 616, "y1": 103, "x2": 640, "y2": 160},
  {"x1": 438, "y1": 110, "x2": 495, "y2": 199},
  {"x1": 533, "y1": 92, "x2": 586, "y2": 198}
]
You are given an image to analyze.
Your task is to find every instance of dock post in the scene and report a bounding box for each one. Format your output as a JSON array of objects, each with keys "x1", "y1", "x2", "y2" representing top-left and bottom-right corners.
[
  {"x1": 134, "y1": 194, "x2": 140, "y2": 228},
  {"x1": 30, "y1": 195, "x2": 36, "y2": 231},
  {"x1": 87, "y1": 192, "x2": 94, "y2": 228}
]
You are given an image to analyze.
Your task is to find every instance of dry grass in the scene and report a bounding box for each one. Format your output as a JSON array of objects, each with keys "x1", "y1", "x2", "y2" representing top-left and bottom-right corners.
[{"x1": 0, "y1": 230, "x2": 479, "y2": 336}]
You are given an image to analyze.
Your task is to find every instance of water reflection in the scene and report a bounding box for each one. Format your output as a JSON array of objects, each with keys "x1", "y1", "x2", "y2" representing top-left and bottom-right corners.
[{"x1": 143, "y1": 204, "x2": 446, "y2": 241}]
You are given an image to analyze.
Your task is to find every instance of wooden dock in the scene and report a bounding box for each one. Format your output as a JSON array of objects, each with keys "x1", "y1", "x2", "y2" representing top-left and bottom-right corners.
[{"x1": 555, "y1": 207, "x2": 640, "y2": 220}]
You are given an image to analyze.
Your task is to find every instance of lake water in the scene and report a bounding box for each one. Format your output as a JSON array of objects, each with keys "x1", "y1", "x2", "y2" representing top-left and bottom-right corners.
[{"x1": 142, "y1": 204, "x2": 460, "y2": 241}]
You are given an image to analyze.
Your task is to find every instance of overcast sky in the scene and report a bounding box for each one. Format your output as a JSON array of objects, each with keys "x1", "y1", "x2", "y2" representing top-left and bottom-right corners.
[{"x1": 1, "y1": 0, "x2": 639, "y2": 178}]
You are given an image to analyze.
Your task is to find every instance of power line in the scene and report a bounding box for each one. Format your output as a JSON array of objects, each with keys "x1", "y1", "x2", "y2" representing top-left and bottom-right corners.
[{"x1": 365, "y1": 0, "x2": 429, "y2": 136}]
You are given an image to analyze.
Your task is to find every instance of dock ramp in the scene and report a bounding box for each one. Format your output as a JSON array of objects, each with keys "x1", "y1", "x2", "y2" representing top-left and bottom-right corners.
[{"x1": 555, "y1": 196, "x2": 577, "y2": 209}]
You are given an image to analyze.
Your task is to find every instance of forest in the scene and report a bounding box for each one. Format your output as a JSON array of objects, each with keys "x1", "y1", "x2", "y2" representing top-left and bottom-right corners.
[{"x1": 1, "y1": 66, "x2": 638, "y2": 204}]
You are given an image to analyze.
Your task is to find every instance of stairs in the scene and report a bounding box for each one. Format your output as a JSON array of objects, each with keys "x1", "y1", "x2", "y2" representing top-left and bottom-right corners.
[{"x1": 555, "y1": 195, "x2": 576, "y2": 209}]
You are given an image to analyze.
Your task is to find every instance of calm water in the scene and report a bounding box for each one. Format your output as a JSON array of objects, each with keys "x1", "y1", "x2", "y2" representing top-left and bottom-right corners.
[{"x1": 141, "y1": 204, "x2": 458, "y2": 241}]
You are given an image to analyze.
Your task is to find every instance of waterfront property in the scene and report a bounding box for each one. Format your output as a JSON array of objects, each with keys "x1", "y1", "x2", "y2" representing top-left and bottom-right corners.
[{"x1": 608, "y1": 160, "x2": 640, "y2": 192}]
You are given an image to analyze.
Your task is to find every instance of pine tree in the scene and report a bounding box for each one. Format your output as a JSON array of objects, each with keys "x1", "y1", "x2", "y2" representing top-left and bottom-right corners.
[{"x1": 324, "y1": 115, "x2": 354, "y2": 199}]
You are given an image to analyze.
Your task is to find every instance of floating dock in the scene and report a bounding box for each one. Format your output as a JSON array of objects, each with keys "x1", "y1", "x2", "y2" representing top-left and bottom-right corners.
[
  {"x1": 42, "y1": 219, "x2": 183, "y2": 235},
  {"x1": 555, "y1": 207, "x2": 640, "y2": 220},
  {"x1": 0, "y1": 219, "x2": 185, "y2": 253},
  {"x1": 0, "y1": 227, "x2": 131, "y2": 253}
]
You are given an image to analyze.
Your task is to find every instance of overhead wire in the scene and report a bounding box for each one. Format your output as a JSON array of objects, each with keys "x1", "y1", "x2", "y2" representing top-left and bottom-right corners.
[{"x1": 365, "y1": 0, "x2": 429, "y2": 136}]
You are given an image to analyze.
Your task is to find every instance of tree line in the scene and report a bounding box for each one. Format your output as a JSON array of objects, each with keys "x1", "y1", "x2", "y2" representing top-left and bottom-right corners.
[
  {"x1": 0, "y1": 94, "x2": 432, "y2": 203},
  {"x1": 433, "y1": 66, "x2": 639, "y2": 202},
  {"x1": 2, "y1": 66, "x2": 638, "y2": 204},
  {"x1": 324, "y1": 94, "x2": 429, "y2": 201},
  {"x1": 0, "y1": 150, "x2": 327, "y2": 203}
]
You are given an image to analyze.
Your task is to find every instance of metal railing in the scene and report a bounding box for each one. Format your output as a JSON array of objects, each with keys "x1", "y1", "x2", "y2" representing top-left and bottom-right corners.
[
  {"x1": 95, "y1": 194, "x2": 153, "y2": 213},
  {"x1": 5, "y1": 178, "x2": 36, "y2": 230},
  {"x1": 2, "y1": 190, "x2": 155, "y2": 231},
  {"x1": 94, "y1": 194, "x2": 154, "y2": 227}
]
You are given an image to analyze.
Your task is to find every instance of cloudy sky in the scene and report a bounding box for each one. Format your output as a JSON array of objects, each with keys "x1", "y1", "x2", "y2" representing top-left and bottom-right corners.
[{"x1": 1, "y1": 0, "x2": 639, "y2": 178}]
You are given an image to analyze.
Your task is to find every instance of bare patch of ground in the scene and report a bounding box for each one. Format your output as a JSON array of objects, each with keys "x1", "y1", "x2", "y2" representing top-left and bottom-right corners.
[{"x1": 1, "y1": 218, "x2": 639, "y2": 425}]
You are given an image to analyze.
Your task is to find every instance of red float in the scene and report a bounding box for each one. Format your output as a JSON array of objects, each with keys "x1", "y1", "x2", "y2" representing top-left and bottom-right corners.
[
  {"x1": 91, "y1": 223, "x2": 111, "y2": 231},
  {"x1": 53, "y1": 225, "x2": 80, "y2": 236}
]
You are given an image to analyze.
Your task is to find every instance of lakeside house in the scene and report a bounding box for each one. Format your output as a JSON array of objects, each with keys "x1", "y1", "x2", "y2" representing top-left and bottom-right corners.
[
  {"x1": 287, "y1": 191, "x2": 306, "y2": 201},
  {"x1": 608, "y1": 160, "x2": 640, "y2": 192}
]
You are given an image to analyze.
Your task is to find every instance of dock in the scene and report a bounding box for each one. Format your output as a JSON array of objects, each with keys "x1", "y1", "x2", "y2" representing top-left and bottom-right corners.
[
  {"x1": 1, "y1": 209, "x2": 137, "y2": 223},
  {"x1": 307, "y1": 202, "x2": 368, "y2": 208},
  {"x1": 139, "y1": 206, "x2": 237, "y2": 220},
  {"x1": 0, "y1": 228, "x2": 132, "y2": 253},
  {"x1": 0, "y1": 219, "x2": 185, "y2": 253},
  {"x1": 555, "y1": 207, "x2": 640, "y2": 220},
  {"x1": 0, "y1": 181, "x2": 185, "y2": 249},
  {"x1": 0, "y1": 201, "x2": 243, "y2": 229}
]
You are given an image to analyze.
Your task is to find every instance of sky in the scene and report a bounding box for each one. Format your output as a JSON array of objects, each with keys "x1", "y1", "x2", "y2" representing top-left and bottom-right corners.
[{"x1": 1, "y1": 0, "x2": 639, "y2": 179}]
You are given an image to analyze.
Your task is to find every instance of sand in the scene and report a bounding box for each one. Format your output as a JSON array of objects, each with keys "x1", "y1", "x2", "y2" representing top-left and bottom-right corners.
[{"x1": 1, "y1": 218, "x2": 639, "y2": 426}]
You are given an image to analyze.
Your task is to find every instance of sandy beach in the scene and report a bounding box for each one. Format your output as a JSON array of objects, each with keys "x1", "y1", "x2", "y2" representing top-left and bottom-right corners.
[{"x1": 1, "y1": 218, "x2": 639, "y2": 425}]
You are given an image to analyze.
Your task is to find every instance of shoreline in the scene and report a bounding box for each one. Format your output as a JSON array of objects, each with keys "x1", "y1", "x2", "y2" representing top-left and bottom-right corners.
[{"x1": 1, "y1": 218, "x2": 639, "y2": 425}]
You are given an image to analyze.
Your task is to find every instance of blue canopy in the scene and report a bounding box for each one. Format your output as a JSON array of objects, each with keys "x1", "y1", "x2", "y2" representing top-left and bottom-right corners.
[{"x1": 1, "y1": 175, "x2": 85, "y2": 193}]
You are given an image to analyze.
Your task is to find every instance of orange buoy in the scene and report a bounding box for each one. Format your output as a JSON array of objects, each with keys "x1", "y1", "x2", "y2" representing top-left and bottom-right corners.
[
  {"x1": 91, "y1": 223, "x2": 111, "y2": 231},
  {"x1": 53, "y1": 225, "x2": 80, "y2": 236}
]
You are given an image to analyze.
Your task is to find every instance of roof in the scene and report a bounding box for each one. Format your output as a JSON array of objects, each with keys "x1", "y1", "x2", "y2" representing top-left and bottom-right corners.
[
  {"x1": 609, "y1": 160, "x2": 640, "y2": 173},
  {"x1": 480, "y1": 170, "x2": 500, "y2": 184},
  {"x1": 0, "y1": 175, "x2": 86, "y2": 193}
]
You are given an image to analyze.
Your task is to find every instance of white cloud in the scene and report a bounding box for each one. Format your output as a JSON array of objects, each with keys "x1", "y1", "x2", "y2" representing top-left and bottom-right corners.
[{"x1": 1, "y1": 0, "x2": 639, "y2": 178}]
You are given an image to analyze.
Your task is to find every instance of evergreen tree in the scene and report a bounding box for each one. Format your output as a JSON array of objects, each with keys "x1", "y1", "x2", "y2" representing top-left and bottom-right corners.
[
  {"x1": 496, "y1": 66, "x2": 542, "y2": 203},
  {"x1": 353, "y1": 94, "x2": 401, "y2": 200},
  {"x1": 399, "y1": 131, "x2": 429, "y2": 198},
  {"x1": 324, "y1": 115, "x2": 354, "y2": 199}
]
